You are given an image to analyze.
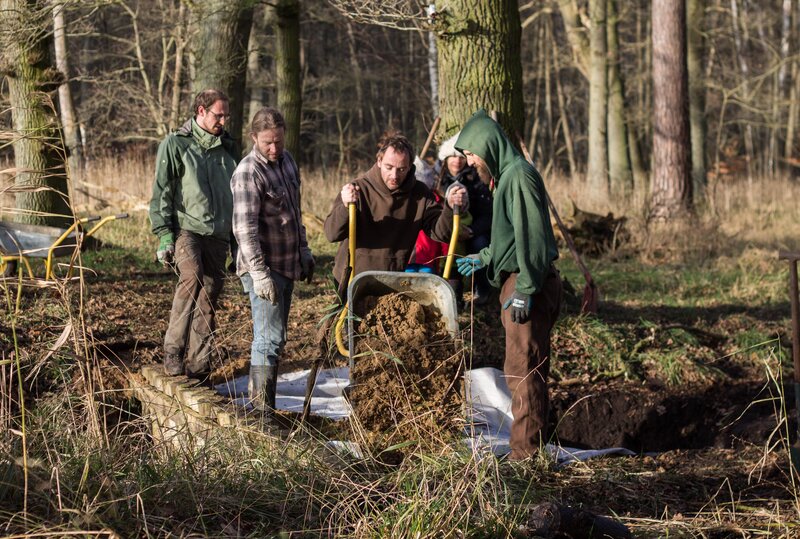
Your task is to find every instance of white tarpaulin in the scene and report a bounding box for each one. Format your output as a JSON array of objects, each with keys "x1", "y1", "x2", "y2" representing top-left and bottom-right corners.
[{"x1": 215, "y1": 366, "x2": 635, "y2": 464}]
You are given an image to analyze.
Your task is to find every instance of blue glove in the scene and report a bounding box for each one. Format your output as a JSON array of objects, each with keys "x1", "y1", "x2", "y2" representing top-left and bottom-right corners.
[
  {"x1": 456, "y1": 254, "x2": 484, "y2": 276},
  {"x1": 503, "y1": 290, "x2": 532, "y2": 324}
]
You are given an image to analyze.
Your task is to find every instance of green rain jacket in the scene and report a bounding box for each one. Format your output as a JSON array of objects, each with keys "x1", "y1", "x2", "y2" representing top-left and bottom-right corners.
[
  {"x1": 149, "y1": 119, "x2": 237, "y2": 243},
  {"x1": 455, "y1": 109, "x2": 558, "y2": 295}
]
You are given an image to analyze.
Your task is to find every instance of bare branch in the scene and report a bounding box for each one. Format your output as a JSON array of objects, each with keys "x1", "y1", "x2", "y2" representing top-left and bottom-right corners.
[{"x1": 326, "y1": 0, "x2": 428, "y2": 31}]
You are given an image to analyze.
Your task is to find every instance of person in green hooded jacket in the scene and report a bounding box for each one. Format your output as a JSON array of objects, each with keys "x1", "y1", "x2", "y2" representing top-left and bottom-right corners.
[
  {"x1": 454, "y1": 109, "x2": 563, "y2": 460},
  {"x1": 149, "y1": 88, "x2": 238, "y2": 378}
]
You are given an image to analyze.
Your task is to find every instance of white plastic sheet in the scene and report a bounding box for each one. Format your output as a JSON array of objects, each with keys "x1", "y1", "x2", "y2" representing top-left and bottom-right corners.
[{"x1": 214, "y1": 366, "x2": 635, "y2": 464}]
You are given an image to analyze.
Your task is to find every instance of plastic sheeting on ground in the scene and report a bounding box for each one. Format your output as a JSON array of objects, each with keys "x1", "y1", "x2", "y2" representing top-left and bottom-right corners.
[{"x1": 214, "y1": 366, "x2": 635, "y2": 464}]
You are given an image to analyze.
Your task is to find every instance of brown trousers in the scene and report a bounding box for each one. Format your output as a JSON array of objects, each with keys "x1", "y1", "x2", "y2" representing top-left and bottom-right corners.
[
  {"x1": 500, "y1": 269, "x2": 563, "y2": 459},
  {"x1": 163, "y1": 230, "x2": 228, "y2": 374}
]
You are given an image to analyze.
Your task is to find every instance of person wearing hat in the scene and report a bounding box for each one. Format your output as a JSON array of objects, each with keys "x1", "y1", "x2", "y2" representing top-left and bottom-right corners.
[{"x1": 437, "y1": 132, "x2": 494, "y2": 305}]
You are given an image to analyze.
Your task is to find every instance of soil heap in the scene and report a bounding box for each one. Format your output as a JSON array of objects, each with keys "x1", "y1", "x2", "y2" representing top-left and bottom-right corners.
[{"x1": 347, "y1": 292, "x2": 463, "y2": 452}]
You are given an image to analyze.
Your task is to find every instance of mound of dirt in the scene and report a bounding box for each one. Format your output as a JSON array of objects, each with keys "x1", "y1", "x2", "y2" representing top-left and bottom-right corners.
[{"x1": 347, "y1": 293, "x2": 463, "y2": 453}]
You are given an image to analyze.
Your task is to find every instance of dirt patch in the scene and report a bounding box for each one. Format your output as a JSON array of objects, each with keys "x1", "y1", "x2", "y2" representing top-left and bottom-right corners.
[
  {"x1": 551, "y1": 380, "x2": 784, "y2": 451},
  {"x1": 346, "y1": 293, "x2": 463, "y2": 455}
]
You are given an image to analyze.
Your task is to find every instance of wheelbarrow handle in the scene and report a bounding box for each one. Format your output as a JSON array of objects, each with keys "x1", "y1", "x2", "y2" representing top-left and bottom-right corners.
[
  {"x1": 115, "y1": 213, "x2": 129, "y2": 219},
  {"x1": 83, "y1": 215, "x2": 102, "y2": 223}
]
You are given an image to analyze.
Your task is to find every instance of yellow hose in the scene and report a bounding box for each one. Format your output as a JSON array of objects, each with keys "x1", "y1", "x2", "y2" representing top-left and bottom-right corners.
[
  {"x1": 335, "y1": 203, "x2": 357, "y2": 357},
  {"x1": 442, "y1": 206, "x2": 461, "y2": 280}
]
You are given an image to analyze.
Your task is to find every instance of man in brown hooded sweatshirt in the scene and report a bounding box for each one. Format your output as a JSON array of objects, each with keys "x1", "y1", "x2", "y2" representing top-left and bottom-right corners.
[{"x1": 324, "y1": 132, "x2": 467, "y2": 285}]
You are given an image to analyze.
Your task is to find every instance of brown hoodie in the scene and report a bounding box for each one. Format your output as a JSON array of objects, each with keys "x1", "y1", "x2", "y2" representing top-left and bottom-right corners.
[{"x1": 324, "y1": 163, "x2": 456, "y2": 283}]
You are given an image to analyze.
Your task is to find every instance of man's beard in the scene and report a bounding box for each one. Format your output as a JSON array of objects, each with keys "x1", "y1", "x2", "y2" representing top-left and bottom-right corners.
[{"x1": 475, "y1": 164, "x2": 492, "y2": 185}]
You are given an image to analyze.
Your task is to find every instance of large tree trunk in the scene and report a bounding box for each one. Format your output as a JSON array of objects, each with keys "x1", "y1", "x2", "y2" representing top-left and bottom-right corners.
[
  {"x1": 687, "y1": 0, "x2": 707, "y2": 200},
  {"x1": 1, "y1": 0, "x2": 71, "y2": 226},
  {"x1": 273, "y1": 0, "x2": 302, "y2": 158},
  {"x1": 191, "y1": 0, "x2": 254, "y2": 155},
  {"x1": 650, "y1": 0, "x2": 692, "y2": 221},
  {"x1": 587, "y1": 0, "x2": 608, "y2": 197},
  {"x1": 606, "y1": 0, "x2": 633, "y2": 200},
  {"x1": 435, "y1": 0, "x2": 524, "y2": 140}
]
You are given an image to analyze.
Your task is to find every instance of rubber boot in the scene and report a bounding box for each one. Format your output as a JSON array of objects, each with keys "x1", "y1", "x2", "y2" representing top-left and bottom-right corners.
[{"x1": 248, "y1": 365, "x2": 278, "y2": 415}]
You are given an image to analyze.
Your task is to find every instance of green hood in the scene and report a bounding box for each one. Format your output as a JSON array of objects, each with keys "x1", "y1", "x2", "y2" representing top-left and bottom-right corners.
[
  {"x1": 454, "y1": 109, "x2": 559, "y2": 295},
  {"x1": 455, "y1": 109, "x2": 519, "y2": 182}
]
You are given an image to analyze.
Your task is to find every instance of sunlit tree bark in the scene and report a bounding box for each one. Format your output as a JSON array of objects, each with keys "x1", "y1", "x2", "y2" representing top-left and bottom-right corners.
[
  {"x1": 434, "y1": 0, "x2": 524, "y2": 140},
  {"x1": 587, "y1": 0, "x2": 608, "y2": 196},
  {"x1": 651, "y1": 0, "x2": 692, "y2": 221},
  {"x1": 1, "y1": 0, "x2": 71, "y2": 226}
]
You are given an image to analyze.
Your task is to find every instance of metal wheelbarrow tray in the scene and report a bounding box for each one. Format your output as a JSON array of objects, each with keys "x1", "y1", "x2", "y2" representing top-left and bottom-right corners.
[
  {"x1": 346, "y1": 270, "x2": 460, "y2": 374},
  {"x1": 0, "y1": 214, "x2": 127, "y2": 279}
]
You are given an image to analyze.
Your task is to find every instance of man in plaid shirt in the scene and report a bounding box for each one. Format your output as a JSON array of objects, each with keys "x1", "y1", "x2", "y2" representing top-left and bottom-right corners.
[{"x1": 231, "y1": 107, "x2": 315, "y2": 414}]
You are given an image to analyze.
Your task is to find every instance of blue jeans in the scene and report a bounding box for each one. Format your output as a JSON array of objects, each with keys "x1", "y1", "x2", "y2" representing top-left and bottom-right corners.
[{"x1": 241, "y1": 271, "x2": 294, "y2": 367}]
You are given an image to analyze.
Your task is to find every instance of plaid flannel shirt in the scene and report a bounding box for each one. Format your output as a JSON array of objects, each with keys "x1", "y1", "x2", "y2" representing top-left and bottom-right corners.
[{"x1": 231, "y1": 147, "x2": 310, "y2": 280}]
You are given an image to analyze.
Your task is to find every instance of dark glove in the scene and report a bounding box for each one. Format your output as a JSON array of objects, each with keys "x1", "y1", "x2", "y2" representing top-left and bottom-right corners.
[
  {"x1": 456, "y1": 254, "x2": 484, "y2": 276},
  {"x1": 300, "y1": 252, "x2": 316, "y2": 284},
  {"x1": 156, "y1": 235, "x2": 175, "y2": 266},
  {"x1": 503, "y1": 290, "x2": 532, "y2": 324}
]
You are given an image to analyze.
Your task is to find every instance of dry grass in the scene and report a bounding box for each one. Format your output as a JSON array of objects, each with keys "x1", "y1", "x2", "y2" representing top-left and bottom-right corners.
[
  {"x1": 3, "y1": 155, "x2": 800, "y2": 536},
  {"x1": 50, "y1": 152, "x2": 800, "y2": 260}
]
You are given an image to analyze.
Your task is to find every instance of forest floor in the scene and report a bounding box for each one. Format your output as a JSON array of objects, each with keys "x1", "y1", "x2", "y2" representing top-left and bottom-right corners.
[{"x1": 3, "y1": 209, "x2": 800, "y2": 536}]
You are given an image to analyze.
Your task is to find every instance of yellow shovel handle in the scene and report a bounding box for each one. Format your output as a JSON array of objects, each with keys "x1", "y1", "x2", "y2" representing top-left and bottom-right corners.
[
  {"x1": 442, "y1": 205, "x2": 461, "y2": 280},
  {"x1": 335, "y1": 203, "x2": 357, "y2": 358}
]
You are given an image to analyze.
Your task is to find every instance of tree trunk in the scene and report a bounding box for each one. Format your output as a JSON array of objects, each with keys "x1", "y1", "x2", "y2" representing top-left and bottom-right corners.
[
  {"x1": 273, "y1": 0, "x2": 302, "y2": 158},
  {"x1": 51, "y1": 0, "x2": 84, "y2": 194},
  {"x1": 2, "y1": 0, "x2": 71, "y2": 226},
  {"x1": 191, "y1": 0, "x2": 254, "y2": 155},
  {"x1": 729, "y1": 0, "x2": 754, "y2": 184},
  {"x1": 587, "y1": 0, "x2": 608, "y2": 196},
  {"x1": 556, "y1": 0, "x2": 590, "y2": 78},
  {"x1": 606, "y1": 0, "x2": 633, "y2": 200},
  {"x1": 650, "y1": 0, "x2": 692, "y2": 221},
  {"x1": 687, "y1": 0, "x2": 707, "y2": 199},
  {"x1": 435, "y1": 0, "x2": 525, "y2": 140},
  {"x1": 550, "y1": 16, "x2": 577, "y2": 178}
]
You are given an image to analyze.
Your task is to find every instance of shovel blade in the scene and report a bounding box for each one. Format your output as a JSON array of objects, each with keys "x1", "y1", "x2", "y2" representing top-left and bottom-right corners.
[{"x1": 580, "y1": 282, "x2": 599, "y2": 314}]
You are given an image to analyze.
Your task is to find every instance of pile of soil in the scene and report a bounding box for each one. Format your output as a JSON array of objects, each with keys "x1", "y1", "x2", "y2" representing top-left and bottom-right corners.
[{"x1": 346, "y1": 293, "x2": 463, "y2": 451}]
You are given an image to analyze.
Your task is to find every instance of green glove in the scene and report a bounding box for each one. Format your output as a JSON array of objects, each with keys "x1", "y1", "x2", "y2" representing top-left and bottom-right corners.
[{"x1": 156, "y1": 234, "x2": 175, "y2": 266}]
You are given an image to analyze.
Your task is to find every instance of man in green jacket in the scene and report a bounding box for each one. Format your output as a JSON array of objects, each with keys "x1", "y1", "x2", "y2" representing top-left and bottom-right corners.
[
  {"x1": 149, "y1": 89, "x2": 237, "y2": 377},
  {"x1": 455, "y1": 109, "x2": 563, "y2": 460}
]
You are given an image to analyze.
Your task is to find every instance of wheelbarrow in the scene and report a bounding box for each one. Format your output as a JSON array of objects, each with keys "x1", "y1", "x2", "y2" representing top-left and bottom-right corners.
[
  {"x1": 0, "y1": 213, "x2": 128, "y2": 280},
  {"x1": 345, "y1": 270, "x2": 460, "y2": 375}
]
